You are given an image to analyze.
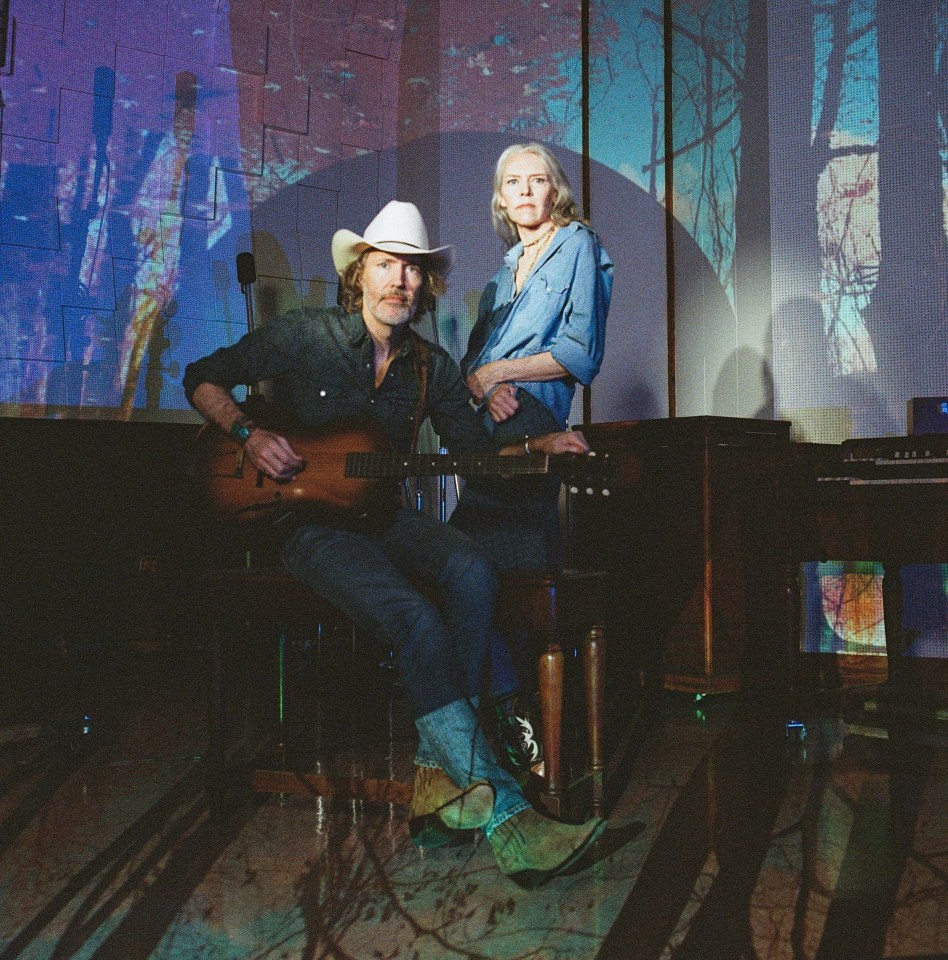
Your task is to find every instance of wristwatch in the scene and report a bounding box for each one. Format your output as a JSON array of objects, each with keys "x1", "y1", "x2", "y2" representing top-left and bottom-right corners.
[{"x1": 230, "y1": 420, "x2": 257, "y2": 445}]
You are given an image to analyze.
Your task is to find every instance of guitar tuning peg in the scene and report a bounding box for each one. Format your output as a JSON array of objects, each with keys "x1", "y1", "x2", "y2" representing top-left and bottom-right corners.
[
  {"x1": 569, "y1": 484, "x2": 579, "y2": 495},
  {"x1": 585, "y1": 486, "x2": 594, "y2": 495}
]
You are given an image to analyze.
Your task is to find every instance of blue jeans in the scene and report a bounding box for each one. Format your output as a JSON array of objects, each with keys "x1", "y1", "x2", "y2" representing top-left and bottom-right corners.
[
  {"x1": 280, "y1": 507, "x2": 499, "y2": 718},
  {"x1": 282, "y1": 507, "x2": 531, "y2": 832},
  {"x1": 450, "y1": 480, "x2": 559, "y2": 699}
]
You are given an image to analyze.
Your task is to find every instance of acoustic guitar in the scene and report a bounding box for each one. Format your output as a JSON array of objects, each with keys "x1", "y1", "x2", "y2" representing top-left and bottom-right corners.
[{"x1": 195, "y1": 415, "x2": 613, "y2": 523}]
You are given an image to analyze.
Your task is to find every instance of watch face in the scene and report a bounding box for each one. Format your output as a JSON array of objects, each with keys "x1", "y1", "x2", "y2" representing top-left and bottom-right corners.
[{"x1": 232, "y1": 422, "x2": 253, "y2": 444}]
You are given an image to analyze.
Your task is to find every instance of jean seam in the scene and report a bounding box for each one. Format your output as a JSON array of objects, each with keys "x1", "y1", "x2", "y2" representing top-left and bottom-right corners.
[{"x1": 486, "y1": 798, "x2": 531, "y2": 837}]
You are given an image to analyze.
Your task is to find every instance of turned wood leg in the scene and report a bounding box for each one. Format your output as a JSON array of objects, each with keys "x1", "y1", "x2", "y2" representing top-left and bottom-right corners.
[
  {"x1": 583, "y1": 624, "x2": 606, "y2": 817},
  {"x1": 538, "y1": 647, "x2": 564, "y2": 817}
]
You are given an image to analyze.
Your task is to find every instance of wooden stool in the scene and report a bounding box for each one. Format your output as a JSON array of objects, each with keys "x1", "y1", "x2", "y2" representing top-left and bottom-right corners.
[
  {"x1": 496, "y1": 570, "x2": 608, "y2": 817},
  {"x1": 202, "y1": 566, "x2": 413, "y2": 805},
  {"x1": 203, "y1": 566, "x2": 607, "y2": 816}
]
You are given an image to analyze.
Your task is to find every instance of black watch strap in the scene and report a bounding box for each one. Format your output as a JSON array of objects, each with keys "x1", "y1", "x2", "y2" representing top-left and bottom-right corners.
[{"x1": 230, "y1": 420, "x2": 257, "y2": 445}]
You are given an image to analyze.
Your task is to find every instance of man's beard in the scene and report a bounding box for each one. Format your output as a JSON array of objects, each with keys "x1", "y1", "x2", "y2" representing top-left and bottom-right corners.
[{"x1": 368, "y1": 293, "x2": 416, "y2": 328}]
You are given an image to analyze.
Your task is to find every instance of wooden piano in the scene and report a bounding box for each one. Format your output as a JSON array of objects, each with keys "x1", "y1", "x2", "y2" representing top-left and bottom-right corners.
[
  {"x1": 572, "y1": 417, "x2": 791, "y2": 700},
  {"x1": 573, "y1": 419, "x2": 948, "y2": 706}
]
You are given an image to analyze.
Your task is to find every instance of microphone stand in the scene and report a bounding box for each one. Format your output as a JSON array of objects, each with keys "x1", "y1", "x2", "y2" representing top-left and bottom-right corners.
[
  {"x1": 234, "y1": 251, "x2": 266, "y2": 566},
  {"x1": 235, "y1": 251, "x2": 259, "y2": 400},
  {"x1": 420, "y1": 298, "x2": 457, "y2": 522}
]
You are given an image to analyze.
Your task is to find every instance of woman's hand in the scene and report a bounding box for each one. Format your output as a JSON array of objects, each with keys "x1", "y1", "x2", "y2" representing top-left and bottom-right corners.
[
  {"x1": 486, "y1": 383, "x2": 520, "y2": 423},
  {"x1": 465, "y1": 360, "x2": 504, "y2": 403},
  {"x1": 527, "y1": 430, "x2": 590, "y2": 456},
  {"x1": 500, "y1": 430, "x2": 590, "y2": 457}
]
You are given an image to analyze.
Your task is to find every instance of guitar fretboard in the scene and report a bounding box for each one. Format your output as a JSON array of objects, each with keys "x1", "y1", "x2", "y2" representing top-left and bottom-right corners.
[{"x1": 344, "y1": 452, "x2": 549, "y2": 479}]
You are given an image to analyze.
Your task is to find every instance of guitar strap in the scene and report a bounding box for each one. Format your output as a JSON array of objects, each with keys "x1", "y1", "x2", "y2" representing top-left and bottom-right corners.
[{"x1": 408, "y1": 330, "x2": 430, "y2": 453}]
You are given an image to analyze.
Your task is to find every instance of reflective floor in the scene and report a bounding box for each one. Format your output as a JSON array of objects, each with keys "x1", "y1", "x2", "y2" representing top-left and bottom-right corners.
[{"x1": 1, "y1": 637, "x2": 947, "y2": 960}]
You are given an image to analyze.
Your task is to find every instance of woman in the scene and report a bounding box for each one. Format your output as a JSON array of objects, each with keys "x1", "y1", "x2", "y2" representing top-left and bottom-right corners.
[{"x1": 450, "y1": 142, "x2": 614, "y2": 770}]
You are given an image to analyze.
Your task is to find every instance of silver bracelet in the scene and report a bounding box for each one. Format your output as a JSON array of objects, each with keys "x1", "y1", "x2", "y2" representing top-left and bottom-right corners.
[{"x1": 523, "y1": 437, "x2": 531, "y2": 455}]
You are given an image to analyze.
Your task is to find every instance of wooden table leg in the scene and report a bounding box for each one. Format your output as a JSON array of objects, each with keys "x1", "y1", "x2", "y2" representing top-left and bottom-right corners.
[
  {"x1": 538, "y1": 647, "x2": 564, "y2": 817},
  {"x1": 583, "y1": 624, "x2": 606, "y2": 817}
]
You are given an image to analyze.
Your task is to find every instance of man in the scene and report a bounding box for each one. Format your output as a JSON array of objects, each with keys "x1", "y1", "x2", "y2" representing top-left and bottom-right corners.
[{"x1": 184, "y1": 201, "x2": 606, "y2": 888}]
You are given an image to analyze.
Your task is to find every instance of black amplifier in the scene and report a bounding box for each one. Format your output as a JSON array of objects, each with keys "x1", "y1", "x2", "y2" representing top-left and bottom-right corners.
[{"x1": 840, "y1": 434, "x2": 948, "y2": 484}]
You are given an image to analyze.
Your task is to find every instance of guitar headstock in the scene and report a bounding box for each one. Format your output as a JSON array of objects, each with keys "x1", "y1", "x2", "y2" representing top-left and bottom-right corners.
[{"x1": 554, "y1": 450, "x2": 616, "y2": 497}]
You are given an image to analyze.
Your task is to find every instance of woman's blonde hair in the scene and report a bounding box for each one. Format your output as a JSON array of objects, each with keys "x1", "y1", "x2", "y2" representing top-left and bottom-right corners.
[{"x1": 490, "y1": 142, "x2": 582, "y2": 247}]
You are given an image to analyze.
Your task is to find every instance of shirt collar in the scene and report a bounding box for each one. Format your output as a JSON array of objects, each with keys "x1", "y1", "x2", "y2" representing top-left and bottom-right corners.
[
  {"x1": 502, "y1": 219, "x2": 579, "y2": 272},
  {"x1": 342, "y1": 309, "x2": 368, "y2": 346},
  {"x1": 344, "y1": 309, "x2": 415, "y2": 358}
]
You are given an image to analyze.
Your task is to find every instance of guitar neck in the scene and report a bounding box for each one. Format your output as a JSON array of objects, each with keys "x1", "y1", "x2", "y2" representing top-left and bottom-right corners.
[{"x1": 345, "y1": 452, "x2": 549, "y2": 480}]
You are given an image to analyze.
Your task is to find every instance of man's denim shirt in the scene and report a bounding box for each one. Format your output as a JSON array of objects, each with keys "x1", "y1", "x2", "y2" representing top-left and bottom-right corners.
[
  {"x1": 183, "y1": 307, "x2": 492, "y2": 455},
  {"x1": 462, "y1": 221, "x2": 613, "y2": 428}
]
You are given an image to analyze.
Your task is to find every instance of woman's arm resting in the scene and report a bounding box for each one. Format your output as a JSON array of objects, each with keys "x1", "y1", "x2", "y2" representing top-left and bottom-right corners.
[{"x1": 465, "y1": 351, "x2": 569, "y2": 401}]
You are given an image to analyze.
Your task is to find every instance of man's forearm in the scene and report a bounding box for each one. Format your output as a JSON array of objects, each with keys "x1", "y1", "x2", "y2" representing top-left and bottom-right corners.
[{"x1": 191, "y1": 382, "x2": 249, "y2": 434}]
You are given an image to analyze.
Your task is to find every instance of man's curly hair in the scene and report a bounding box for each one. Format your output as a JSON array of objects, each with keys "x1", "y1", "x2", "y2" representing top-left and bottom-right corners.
[{"x1": 338, "y1": 250, "x2": 448, "y2": 320}]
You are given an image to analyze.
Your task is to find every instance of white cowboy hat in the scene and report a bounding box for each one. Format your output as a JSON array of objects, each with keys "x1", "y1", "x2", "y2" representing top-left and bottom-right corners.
[{"x1": 331, "y1": 200, "x2": 454, "y2": 275}]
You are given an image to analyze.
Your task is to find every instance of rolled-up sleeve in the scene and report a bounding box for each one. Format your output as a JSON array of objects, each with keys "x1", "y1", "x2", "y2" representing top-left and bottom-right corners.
[{"x1": 548, "y1": 230, "x2": 613, "y2": 387}]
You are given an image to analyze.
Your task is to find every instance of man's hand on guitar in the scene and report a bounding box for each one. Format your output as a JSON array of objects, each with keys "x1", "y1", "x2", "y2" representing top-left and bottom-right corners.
[{"x1": 244, "y1": 428, "x2": 305, "y2": 481}]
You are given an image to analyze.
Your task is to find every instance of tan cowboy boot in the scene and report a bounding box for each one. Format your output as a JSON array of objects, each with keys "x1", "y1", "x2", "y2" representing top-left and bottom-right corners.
[
  {"x1": 489, "y1": 807, "x2": 607, "y2": 888},
  {"x1": 408, "y1": 765, "x2": 495, "y2": 848}
]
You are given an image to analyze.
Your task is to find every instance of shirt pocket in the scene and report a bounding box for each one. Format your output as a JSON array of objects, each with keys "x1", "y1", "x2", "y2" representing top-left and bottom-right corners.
[
  {"x1": 535, "y1": 269, "x2": 570, "y2": 318},
  {"x1": 374, "y1": 381, "x2": 419, "y2": 431},
  {"x1": 289, "y1": 373, "x2": 361, "y2": 425}
]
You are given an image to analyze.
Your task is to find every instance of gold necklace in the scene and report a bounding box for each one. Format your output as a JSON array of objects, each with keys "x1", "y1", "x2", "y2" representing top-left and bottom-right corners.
[
  {"x1": 521, "y1": 225, "x2": 555, "y2": 269},
  {"x1": 515, "y1": 225, "x2": 556, "y2": 292},
  {"x1": 522, "y1": 223, "x2": 556, "y2": 249}
]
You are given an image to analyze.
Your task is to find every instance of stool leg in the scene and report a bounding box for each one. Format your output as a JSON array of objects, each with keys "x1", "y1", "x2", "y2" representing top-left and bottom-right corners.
[
  {"x1": 538, "y1": 647, "x2": 564, "y2": 818},
  {"x1": 583, "y1": 624, "x2": 606, "y2": 817}
]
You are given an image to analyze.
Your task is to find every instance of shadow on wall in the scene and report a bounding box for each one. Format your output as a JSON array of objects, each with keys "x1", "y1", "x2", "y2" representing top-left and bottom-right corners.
[
  {"x1": 712, "y1": 346, "x2": 774, "y2": 420},
  {"x1": 669, "y1": 223, "x2": 749, "y2": 420},
  {"x1": 774, "y1": 296, "x2": 898, "y2": 440}
]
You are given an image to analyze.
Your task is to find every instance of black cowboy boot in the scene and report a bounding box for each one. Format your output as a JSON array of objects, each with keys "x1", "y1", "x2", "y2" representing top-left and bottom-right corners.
[{"x1": 493, "y1": 690, "x2": 544, "y2": 777}]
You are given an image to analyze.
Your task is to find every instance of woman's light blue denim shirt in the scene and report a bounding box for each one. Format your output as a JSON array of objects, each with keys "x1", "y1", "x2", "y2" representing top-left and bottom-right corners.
[{"x1": 462, "y1": 221, "x2": 613, "y2": 428}]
